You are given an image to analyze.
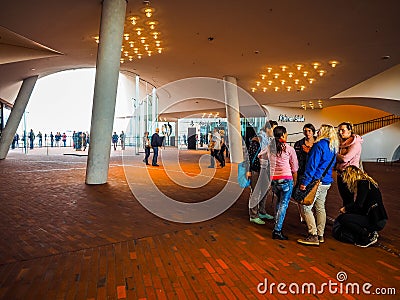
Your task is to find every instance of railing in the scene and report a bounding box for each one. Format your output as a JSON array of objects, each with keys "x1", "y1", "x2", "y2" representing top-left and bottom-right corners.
[{"x1": 353, "y1": 114, "x2": 400, "y2": 136}]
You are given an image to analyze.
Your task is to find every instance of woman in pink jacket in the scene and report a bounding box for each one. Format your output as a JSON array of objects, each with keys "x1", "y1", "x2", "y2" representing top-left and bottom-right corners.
[{"x1": 336, "y1": 122, "x2": 363, "y2": 206}]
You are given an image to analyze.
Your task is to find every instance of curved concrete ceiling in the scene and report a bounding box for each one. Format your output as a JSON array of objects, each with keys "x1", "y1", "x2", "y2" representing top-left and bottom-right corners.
[{"x1": 0, "y1": 0, "x2": 399, "y2": 114}]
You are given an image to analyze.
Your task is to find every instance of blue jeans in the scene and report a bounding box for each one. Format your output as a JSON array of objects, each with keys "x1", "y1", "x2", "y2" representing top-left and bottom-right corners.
[
  {"x1": 152, "y1": 146, "x2": 159, "y2": 165},
  {"x1": 271, "y1": 179, "x2": 294, "y2": 232}
]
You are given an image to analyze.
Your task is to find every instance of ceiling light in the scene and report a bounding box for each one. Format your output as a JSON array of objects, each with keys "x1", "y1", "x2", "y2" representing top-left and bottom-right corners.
[
  {"x1": 274, "y1": 87, "x2": 279, "y2": 92},
  {"x1": 267, "y1": 80, "x2": 273, "y2": 86},
  {"x1": 294, "y1": 79, "x2": 300, "y2": 84},
  {"x1": 251, "y1": 88, "x2": 256, "y2": 92},
  {"x1": 146, "y1": 20, "x2": 158, "y2": 30},
  {"x1": 308, "y1": 78, "x2": 315, "y2": 84},
  {"x1": 267, "y1": 67, "x2": 272, "y2": 73},
  {"x1": 151, "y1": 31, "x2": 159, "y2": 39},
  {"x1": 312, "y1": 62, "x2": 320, "y2": 69},
  {"x1": 130, "y1": 16, "x2": 140, "y2": 25},
  {"x1": 261, "y1": 74, "x2": 266, "y2": 80},
  {"x1": 124, "y1": 33, "x2": 130, "y2": 40},
  {"x1": 280, "y1": 65, "x2": 288, "y2": 72},
  {"x1": 296, "y1": 64, "x2": 303, "y2": 70},
  {"x1": 303, "y1": 71, "x2": 308, "y2": 77},
  {"x1": 288, "y1": 72, "x2": 293, "y2": 78},
  {"x1": 329, "y1": 60, "x2": 339, "y2": 67},
  {"x1": 143, "y1": 7, "x2": 155, "y2": 18},
  {"x1": 318, "y1": 70, "x2": 326, "y2": 76},
  {"x1": 256, "y1": 81, "x2": 261, "y2": 86},
  {"x1": 135, "y1": 28, "x2": 143, "y2": 35},
  {"x1": 273, "y1": 73, "x2": 279, "y2": 79},
  {"x1": 286, "y1": 86, "x2": 292, "y2": 91},
  {"x1": 157, "y1": 48, "x2": 163, "y2": 53},
  {"x1": 280, "y1": 80, "x2": 286, "y2": 85},
  {"x1": 263, "y1": 87, "x2": 267, "y2": 92},
  {"x1": 300, "y1": 86, "x2": 306, "y2": 91}
]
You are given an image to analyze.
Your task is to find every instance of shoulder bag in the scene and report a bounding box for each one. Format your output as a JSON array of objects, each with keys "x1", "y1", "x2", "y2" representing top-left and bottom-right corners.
[{"x1": 292, "y1": 154, "x2": 335, "y2": 205}]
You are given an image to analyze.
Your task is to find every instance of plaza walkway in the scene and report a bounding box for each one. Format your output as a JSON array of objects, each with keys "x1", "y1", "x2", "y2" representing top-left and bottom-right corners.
[{"x1": 0, "y1": 146, "x2": 399, "y2": 299}]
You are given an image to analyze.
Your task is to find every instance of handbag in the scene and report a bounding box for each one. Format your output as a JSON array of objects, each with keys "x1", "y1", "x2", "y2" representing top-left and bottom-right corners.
[
  {"x1": 237, "y1": 145, "x2": 261, "y2": 188},
  {"x1": 292, "y1": 154, "x2": 335, "y2": 205}
]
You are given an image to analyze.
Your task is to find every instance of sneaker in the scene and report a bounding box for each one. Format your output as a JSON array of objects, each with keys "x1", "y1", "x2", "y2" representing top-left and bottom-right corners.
[
  {"x1": 297, "y1": 234, "x2": 319, "y2": 246},
  {"x1": 250, "y1": 217, "x2": 265, "y2": 225},
  {"x1": 355, "y1": 233, "x2": 378, "y2": 248},
  {"x1": 272, "y1": 230, "x2": 288, "y2": 240},
  {"x1": 259, "y1": 213, "x2": 274, "y2": 220},
  {"x1": 318, "y1": 236, "x2": 325, "y2": 243}
]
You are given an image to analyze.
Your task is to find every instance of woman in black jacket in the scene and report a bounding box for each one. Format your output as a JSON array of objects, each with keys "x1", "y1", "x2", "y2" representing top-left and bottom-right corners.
[{"x1": 333, "y1": 165, "x2": 388, "y2": 247}]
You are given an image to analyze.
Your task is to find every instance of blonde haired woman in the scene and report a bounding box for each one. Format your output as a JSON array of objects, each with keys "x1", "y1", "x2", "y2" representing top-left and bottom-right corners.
[
  {"x1": 297, "y1": 124, "x2": 338, "y2": 246},
  {"x1": 333, "y1": 165, "x2": 388, "y2": 247}
]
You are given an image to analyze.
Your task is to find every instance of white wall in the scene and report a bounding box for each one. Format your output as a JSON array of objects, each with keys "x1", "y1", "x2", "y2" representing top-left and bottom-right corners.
[{"x1": 361, "y1": 122, "x2": 400, "y2": 162}]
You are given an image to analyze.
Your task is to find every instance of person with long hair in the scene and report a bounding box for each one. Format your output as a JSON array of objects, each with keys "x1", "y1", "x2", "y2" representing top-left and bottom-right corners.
[
  {"x1": 269, "y1": 126, "x2": 298, "y2": 240},
  {"x1": 333, "y1": 165, "x2": 388, "y2": 247},
  {"x1": 297, "y1": 124, "x2": 338, "y2": 246},
  {"x1": 336, "y1": 122, "x2": 363, "y2": 206}
]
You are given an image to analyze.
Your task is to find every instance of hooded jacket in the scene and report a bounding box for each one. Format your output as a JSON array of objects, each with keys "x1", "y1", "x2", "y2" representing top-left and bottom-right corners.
[{"x1": 336, "y1": 134, "x2": 363, "y2": 171}]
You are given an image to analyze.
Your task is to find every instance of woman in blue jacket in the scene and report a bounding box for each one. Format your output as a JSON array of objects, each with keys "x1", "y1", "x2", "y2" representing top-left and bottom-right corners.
[{"x1": 297, "y1": 124, "x2": 338, "y2": 246}]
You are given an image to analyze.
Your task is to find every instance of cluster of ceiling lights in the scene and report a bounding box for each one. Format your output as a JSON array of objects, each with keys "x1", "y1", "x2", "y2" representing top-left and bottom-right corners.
[
  {"x1": 202, "y1": 112, "x2": 220, "y2": 118},
  {"x1": 301, "y1": 99, "x2": 323, "y2": 110},
  {"x1": 94, "y1": 1, "x2": 164, "y2": 63},
  {"x1": 250, "y1": 60, "x2": 339, "y2": 93}
]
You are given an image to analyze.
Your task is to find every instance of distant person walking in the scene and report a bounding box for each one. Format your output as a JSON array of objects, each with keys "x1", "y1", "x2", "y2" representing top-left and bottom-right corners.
[
  {"x1": 28, "y1": 129, "x2": 35, "y2": 149},
  {"x1": 37, "y1": 131, "x2": 43, "y2": 147},
  {"x1": 151, "y1": 128, "x2": 163, "y2": 166},
  {"x1": 143, "y1": 131, "x2": 151, "y2": 165},
  {"x1": 112, "y1": 132, "x2": 119, "y2": 151},
  {"x1": 120, "y1": 131, "x2": 125, "y2": 150}
]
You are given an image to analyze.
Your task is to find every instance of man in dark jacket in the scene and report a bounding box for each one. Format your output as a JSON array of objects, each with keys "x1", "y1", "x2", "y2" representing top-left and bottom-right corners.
[{"x1": 151, "y1": 128, "x2": 163, "y2": 166}]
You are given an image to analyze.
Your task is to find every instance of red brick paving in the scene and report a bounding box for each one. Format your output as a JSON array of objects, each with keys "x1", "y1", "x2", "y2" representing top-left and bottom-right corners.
[{"x1": 0, "y1": 147, "x2": 399, "y2": 299}]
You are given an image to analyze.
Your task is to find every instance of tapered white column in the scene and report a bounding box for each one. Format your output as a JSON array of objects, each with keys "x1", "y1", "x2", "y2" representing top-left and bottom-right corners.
[
  {"x1": 223, "y1": 76, "x2": 243, "y2": 163},
  {"x1": 85, "y1": 0, "x2": 127, "y2": 184},
  {"x1": 0, "y1": 76, "x2": 38, "y2": 159}
]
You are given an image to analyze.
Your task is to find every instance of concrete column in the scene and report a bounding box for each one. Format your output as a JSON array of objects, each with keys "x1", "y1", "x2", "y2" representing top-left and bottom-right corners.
[
  {"x1": 223, "y1": 76, "x2": 243, "y2": 163},
  {"x1": 0, "y1": 76, "x2": 38, "y2": 159},
  {"x1": 85, "y1": 0, "x2": 127, "y2": 184}
]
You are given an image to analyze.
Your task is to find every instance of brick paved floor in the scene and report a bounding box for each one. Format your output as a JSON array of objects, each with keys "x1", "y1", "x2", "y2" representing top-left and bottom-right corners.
[{"x1": 0, "y1": 146, "x2": 399, "y2": 299}]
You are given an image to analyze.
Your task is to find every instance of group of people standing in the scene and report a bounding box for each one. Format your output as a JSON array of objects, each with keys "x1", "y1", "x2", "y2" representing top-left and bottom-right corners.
[
  {"x1": 208, "y1": 128, "x2": 227, "y2": 168},
  {"x1": 11, "y1": 130, "x2": 71, "y2": 149},
  {"x1": 246, "y1": 120, "x2": 388, "y2": 248}
]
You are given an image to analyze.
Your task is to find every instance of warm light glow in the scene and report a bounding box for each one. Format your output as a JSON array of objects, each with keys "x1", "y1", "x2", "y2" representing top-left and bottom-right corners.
[
  {"x1": 94, "y1": 36, "x2": 99, "y2": 43},
  {"x1": 135, "y1": 28, "x2": 143, "y2": 35},
  {"x1": 130, "y1": 16, "x2": 139, "y2": 25},
  {"x1": 288, "y1": 72, "x2": 293, "y2": 78},
  {"x1": 261, "y1": 74, "x2": 266, "y2": 80},
  {"x1": 273, "y1": 73, "x2": 280, "y2": 79},
  {"x1": 129, "y1": 41, "x2": 134, "y2": 47},
  {"x1": 120, "y1": 58, "x2": 124, "y2": 63},
  {"x1": 296, "y1": 64, "x2": 303, "y2": 70},
  {"x1": 280, "y1": 80, "x2": 286, "y2": 85},
  {"x1": 146, "y1": 20, "x2": 158, "y2": 30},
  {"x1": 300, "y1": 85, "x2": 306, "y2": 91},
  {"x1": 329, "y1": 60, "x2": 339, "y2": 67},
  {"x1": 312, "y1": 62, "x2": 320, "y2": 69},
  {"x1": 303, "y1": 71, "x2": 308, "y2": 77},
  {"x1": 134, "y1": 48, "x2": 139, "y2": 54},
  {"x1": 144, "y1": 7, "x2": 154, "y2": 18},
  {"x1": 268, "y1": 80, "x2": 273, "y2": 86},
  {"x1": 267, "y1": 67, "x2": 272, "y2": 73},
  {"x1": 274, "y1": 87, "x2": 280, "y2": 92},
  {"x1": 140, "y1": 37, "x2": 146, "y2": 43},
  {"x1": 124, "y1": 33, "x2": 130, "y2": 40},
  {"x1": 263, "y1": 87, "x2": 267, "y2": 92},
  {"x1": 144, "y1": 44, "x2": 149, "y2": 50},
  {"x1": 151, "y1": 31, "x2": 159, "y2": 39},
  {"x1": 155, "y1": 40, "x2": 161, "y2": 46},
  {"x1": 124, "y1": 51, "x2": 129, "y2": 57},
  {"x1": 308, "y1": 78, "x2": 315, "y2": 84},
  {"x1": 294, "y1": 79, "x2": 300, "y2": 84},
  {"x1": 280, "y1": 65, "x2": 288, "y2": 72},
  {"x1": 147, "y1": 51, "x2": 152, "y2": 56},
  {"x1": 129, "y1": 56, "x2": 133, "y2": 61},
  {"x1": 157, "y1": 48, "x2": 162, "y2": 53},
  {"x1": 138, "y1": 54, "x2": 142, "y2": 59},
  {"x1": 286, "y1": 86, "x2": 292, "y2": 91},
  {"x1": 251, "y1": 88, "x2": 256, "y2": 92},
  {"x1": 256, "y1": 81, "x2": 261, "y2": 86},
  {"x1": 318, "y1": 70, "x2": 326, "y2": 76}
]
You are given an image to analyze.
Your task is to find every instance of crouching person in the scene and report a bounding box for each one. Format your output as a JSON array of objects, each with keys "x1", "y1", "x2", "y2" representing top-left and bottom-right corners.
[{"x1": 333, "y1": 165, "x2": 388, "y2": 248}]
